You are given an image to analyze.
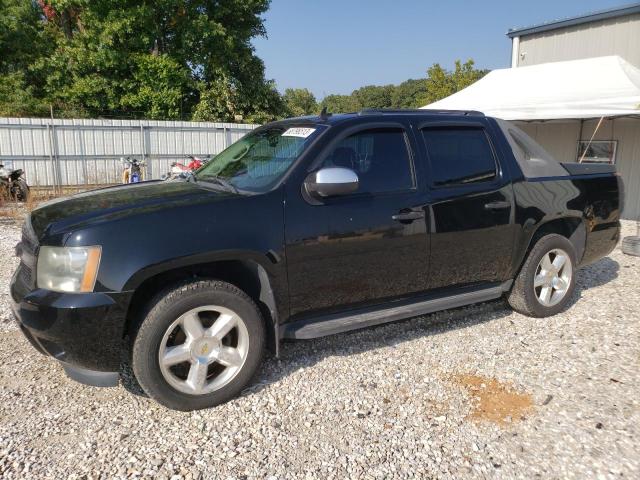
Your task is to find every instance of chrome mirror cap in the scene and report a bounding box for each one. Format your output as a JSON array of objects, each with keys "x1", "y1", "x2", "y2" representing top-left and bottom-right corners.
[{"x1": 305, "y1": 167, "x2": 359, "y2": 197}]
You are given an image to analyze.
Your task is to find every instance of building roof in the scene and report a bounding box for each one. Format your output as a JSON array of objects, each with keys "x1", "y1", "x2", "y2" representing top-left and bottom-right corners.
[
  {"x1": 507, "y1": 2, "x2": 640, "y2": 38},
  {"x1": 422, "y1": 56, "x2": 640, "y2": 121}
]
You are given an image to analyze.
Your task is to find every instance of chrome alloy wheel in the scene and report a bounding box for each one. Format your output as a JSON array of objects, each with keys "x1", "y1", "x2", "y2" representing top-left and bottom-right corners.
[
  {"x1": 158, "y1": 305, "x2": 249, "y2": 395},
  {"x1": 533, "y1": 248, "x2": 573, "y2": 307}
]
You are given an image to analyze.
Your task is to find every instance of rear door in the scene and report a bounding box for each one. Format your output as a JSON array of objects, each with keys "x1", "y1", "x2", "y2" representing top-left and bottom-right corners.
[
  {"x1": 284, "y1": 123, "x2": 431, "y2": 318},
  {"x1": 417, "y1": 121, "x2": 515, "y2": 289}
]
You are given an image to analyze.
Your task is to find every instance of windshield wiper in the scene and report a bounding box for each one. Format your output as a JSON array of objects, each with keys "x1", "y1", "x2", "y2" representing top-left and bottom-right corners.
[{"x1": 199, "y1": 175, "x2": 238, "y2": 193}]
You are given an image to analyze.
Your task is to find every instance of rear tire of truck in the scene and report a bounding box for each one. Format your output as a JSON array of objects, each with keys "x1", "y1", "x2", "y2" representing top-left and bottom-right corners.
[
  {"x1": 132, "y1": 279, "x2": 265, "y2": 411},
  {"x1": 508, "y1": 234, "x2": 577, "y2": 318}
]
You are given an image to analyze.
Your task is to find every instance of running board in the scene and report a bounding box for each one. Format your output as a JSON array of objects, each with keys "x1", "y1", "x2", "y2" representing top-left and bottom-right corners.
[{"x1": 282, "y1": 281, "x2": 512, "y2": 340}]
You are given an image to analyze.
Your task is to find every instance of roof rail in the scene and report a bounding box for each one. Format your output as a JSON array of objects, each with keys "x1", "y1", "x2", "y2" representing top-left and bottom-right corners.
[{"x1": 358, "y1": 108, "x2": 485, "y2": 117}]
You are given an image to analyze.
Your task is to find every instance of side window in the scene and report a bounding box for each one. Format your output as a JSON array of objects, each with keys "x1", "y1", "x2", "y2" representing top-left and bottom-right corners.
[
  {"x1": 320, "y1": 128, "x2": 414, "y2": 194},
  {"x1": 421, "y1": 127, "x2": 497, "y2": 186}
]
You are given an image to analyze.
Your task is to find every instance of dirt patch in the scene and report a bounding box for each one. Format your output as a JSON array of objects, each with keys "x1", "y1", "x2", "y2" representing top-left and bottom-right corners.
[{"x1": 453, "y1": 374, "x2": 533, "y2": 425}]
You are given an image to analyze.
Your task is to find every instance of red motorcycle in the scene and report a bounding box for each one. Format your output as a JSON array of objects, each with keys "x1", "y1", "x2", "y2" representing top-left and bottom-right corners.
[{"x1": 162, "y1": 155, "x2": 210, "y2": 180}]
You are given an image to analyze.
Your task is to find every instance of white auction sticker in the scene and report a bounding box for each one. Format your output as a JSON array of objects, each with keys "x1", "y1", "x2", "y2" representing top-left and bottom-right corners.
[{"x1": 282, "y1": 127, "x2": 316, "y2": 138}]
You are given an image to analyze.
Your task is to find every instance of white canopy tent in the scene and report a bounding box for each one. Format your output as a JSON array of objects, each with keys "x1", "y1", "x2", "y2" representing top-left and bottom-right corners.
[{"x1": 422, "y1": 56, "x2": 640, "y2": 120}]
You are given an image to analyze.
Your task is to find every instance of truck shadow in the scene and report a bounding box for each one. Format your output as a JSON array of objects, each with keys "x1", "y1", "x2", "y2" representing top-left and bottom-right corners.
[
  {"x1": 565, "y1": 256, "x2": 619, "y2": 308},
  {"x1": 119, "y1": 256, "x2": 620, "y2": 401}
]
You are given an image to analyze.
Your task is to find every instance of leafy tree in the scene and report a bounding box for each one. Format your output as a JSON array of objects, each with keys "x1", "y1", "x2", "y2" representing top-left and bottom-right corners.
[
  {"x1": 120, "y1": 54, "x2": 191, "y2": 120},
  {"x1": 0, "y1": 0, "x2": 279, "y2": 121},
  {"x1": 0, "y1": 0, "x2": 50, "y2": 74},
  {"x1": 283, "y1": 88, "x2": 318, "y2": 117},
  {"x1": 352, "y1": 85, "x2": 395, "y2": 109},
  {"x1": 320, "y1": 85, "x2": 395, "y2": 113},
  {"x1": 193, "y1": 75, "x2": 286, "y2": 123},
  {"x1": 320, "y1": 94, "x2": 360, "y2": 114},
  {"x1": 319, "y1": 61, "x2": 485, "y2": 114},
  {"x1": 1, "y1": 2, "x2": 488, "y2": 124},
  {"x1": 419, "y1": 59, "x2": 488, "y2": 106},
  {"x1": 391, "y1": 78, "x2": 428, "y2": 108},
  {"x1": 0, "y1": 0, "x2": 54, "y2": 115},
  {"x1": 0, "y1": 72, "x2": 50, "y2": 117}
]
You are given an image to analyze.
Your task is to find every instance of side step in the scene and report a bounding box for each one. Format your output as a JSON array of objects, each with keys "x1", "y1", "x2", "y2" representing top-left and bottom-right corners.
[{"x1": 282, "y1": 282, "x2": 511, "y2": 340}]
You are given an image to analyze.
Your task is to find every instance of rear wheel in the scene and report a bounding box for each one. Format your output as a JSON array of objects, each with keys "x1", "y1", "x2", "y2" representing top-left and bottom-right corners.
[
  {"x1": 132, "y1": 280, "x2": 265, "y2": 411},
  {"x1": 508, "y1": 234, "x2": 577, "y2": 317}
]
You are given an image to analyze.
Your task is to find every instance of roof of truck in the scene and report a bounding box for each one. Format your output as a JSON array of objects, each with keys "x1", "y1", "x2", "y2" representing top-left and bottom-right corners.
[{"x1": 276, "y1": 109, "x2": 485, "y2": 126}]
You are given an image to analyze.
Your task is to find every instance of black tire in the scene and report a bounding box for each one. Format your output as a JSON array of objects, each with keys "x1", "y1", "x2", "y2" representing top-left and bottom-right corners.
[
  {"x1": 10, "y1": 179, "x2": 29, "y2": 202},
  {"x1": 508, "y1": 233, "x2": 577, "y2": 317},
  {"x1": 132, "y1": 279, "x2": 265, "y2": 411}
]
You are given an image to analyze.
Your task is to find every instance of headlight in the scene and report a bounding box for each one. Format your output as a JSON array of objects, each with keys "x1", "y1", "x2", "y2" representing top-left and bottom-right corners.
[{"x1": 37, "y1": 246, "x2": 102, "y2": 293}]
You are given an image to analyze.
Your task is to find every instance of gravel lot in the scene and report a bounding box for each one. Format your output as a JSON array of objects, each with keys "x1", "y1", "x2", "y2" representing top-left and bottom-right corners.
[{"x1": 0, "y1": 217, "x2": 638, "y2": 479}]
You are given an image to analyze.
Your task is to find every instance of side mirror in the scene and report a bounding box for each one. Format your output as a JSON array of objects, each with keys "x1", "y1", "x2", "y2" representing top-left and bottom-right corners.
[{"x1": 305, "y1": 167, "x2": 359, "y2": 198}]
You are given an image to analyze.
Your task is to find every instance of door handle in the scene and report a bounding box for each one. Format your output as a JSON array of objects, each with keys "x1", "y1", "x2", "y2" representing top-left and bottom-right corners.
[
  {"x1": 392, "y1": 210, "x2": 425, "y2": 222},
  {"x1": 484, "y1": 201, "x2": 510, "y2": 210}
]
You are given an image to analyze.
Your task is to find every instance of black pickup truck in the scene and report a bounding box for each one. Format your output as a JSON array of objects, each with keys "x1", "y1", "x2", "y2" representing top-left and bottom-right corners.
[{"x1": 10, "y1": 110, "x2": 622, "y2": 410}]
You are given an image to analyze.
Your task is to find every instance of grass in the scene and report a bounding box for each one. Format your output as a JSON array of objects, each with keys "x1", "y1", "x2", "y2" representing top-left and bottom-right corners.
[
  {"x1": 0, "y1": 184, "x2": 116, "y2": 223},
  {"x1": 0, "y1": 189, "x2": 60, "y2": 223}
]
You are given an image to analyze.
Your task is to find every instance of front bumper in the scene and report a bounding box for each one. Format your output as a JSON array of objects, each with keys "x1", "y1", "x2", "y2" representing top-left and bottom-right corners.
[{"x1": 10, "y1": 265, "x2": 132, "y2": 386}]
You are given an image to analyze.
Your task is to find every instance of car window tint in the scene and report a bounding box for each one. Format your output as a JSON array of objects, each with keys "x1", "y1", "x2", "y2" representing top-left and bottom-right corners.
[
  {"x1": 421, "y1": 127, "x2": 497, "y2": 186},
  {"x1": 321, "y1": 128, "x2": 413, "y2": 194}
]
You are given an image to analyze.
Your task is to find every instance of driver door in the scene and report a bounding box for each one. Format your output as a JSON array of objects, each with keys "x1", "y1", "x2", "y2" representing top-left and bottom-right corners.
[{"x1": 284, "y1": 124, "x2": 431, "y2": 318}]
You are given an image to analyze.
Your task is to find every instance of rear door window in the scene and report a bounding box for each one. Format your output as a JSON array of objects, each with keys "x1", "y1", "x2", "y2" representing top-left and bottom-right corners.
[{"x1": 421, "y1": 127, "x2": 497, "y2": 186}]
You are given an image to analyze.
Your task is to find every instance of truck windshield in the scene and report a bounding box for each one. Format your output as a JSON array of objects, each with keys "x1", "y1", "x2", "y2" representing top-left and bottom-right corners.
[{"x1": 196, "y1": 125, "x2": 325, "y2": 192}]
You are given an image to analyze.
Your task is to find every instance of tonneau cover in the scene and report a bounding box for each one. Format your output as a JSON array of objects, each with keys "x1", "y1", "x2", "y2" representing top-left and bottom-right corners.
[{"x1": 561, "y1": 163, "x2": 617, "y2": 176}]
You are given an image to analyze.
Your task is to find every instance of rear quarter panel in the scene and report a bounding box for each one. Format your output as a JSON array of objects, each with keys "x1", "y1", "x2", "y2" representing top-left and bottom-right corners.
[{"x1": 511, "y1": 173, "x2": 621, "y2": 275}]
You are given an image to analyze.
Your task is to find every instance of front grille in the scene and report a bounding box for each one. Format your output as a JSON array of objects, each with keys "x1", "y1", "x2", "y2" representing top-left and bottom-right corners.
[
  {"x1": 19, "y1": 262, "x2": 33, "y2": 285},
  {"x1": 18, "y1": 215, "x2": 38, "y2": 289},
  {"x1": 21, "y1": 218, "x2": 38, "y2": 254}
]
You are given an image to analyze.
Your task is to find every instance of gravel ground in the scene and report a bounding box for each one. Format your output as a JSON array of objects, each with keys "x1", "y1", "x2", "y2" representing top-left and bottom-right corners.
[{"x1": 0, "y1": 217, "x2": 638, "y2": 479}]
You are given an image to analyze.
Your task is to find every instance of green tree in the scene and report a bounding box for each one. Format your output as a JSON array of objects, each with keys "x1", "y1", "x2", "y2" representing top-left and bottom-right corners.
[
  {"x1": 0, "y1": 0, "x2": 280, "y2": 121},
  {"x1": 352, "y1": 84, "x2": 394, "y2": 109},
  {"x1": 0, "y1": 0, "x2": 54, "y2": 115},
  {"x1": 283, "y1": 88, "x2": 318, "y2": 117},
  {"x1": 320, "y1": 94, "x2": 360, "y2": 113},
  {"x1": 391, "y1": 78, "x2": 428, "y2": 108},
  {"x1": 193, "y1": 75, "x2": 286, "y2": 123},
  {"x1": 419, "y1": 59, "x2": 488, "y2": 106}
]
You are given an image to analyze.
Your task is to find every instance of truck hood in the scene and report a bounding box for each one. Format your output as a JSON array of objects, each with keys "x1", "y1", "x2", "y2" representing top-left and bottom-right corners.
[{"x1": 30, "y1": 181, "x2": 235, "y2": 239}]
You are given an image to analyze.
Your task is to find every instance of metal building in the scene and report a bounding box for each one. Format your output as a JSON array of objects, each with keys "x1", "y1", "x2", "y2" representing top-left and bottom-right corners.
[
  {"x1": 507, "y1": 3, "x2": 640, "y2": 220},
  {"x1": 0, "y1": 117, "x2": 257, "y2": 190},
  {"x1": 508, "y1": 3, "x2": 640, "y2": 68}
]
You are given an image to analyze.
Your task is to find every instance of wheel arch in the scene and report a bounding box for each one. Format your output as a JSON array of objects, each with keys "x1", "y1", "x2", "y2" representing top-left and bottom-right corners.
[
  {"x1": 123, "y1": 256, "x2": 282, "y2": 357},
  {"x1": 514, "y1": 215, "x2": 586, "y2": 278}
]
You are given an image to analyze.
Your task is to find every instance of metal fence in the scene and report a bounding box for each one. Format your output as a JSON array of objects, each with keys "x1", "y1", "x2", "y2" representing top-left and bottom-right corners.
[{"x1": 0, "y1": 117, "x2": 259, "y2": 190}]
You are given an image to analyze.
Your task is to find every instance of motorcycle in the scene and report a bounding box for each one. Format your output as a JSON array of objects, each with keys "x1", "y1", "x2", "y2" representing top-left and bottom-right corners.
[
  {"x1": 121, "y1": 157, "x2": 146, "y2": 184},
  {"x1": 161, "y1": 155, "x2": 210, "y2": 180},
  {"x1": 0, "y1": 163, "x2": 30, "y2": 201},
  {"x1": 185, "y1": 154, "x2": 210, "y2": 170}
]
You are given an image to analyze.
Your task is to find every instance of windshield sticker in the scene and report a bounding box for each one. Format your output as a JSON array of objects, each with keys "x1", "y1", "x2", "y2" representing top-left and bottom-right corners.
[{"x1": 282, "y1": 127, "x2": 316, "y2": 138}]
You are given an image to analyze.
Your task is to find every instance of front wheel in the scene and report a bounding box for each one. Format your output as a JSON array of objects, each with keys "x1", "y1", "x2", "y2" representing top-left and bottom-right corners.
[
  {"x1": 132, "y1": 280, "x2": 265, "y2": 411},
  {"x1": 10, "y1": 179, "x2": 29, "y2": 202},
  {"x1": 508, "y1": 233, "x2": 577, "y2": 317}
]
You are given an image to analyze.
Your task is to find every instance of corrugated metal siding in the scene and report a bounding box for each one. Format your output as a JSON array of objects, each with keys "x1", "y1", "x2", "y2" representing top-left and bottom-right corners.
[
  {"x1": 0, "y1": 117, "x2": 258, "y2": 187},
  {"x1": 515, "y1": 118, "x2": 640, "y2": 220},
  {"x1": 516, "y1": 13, "x2": 640, "y2": 67}
]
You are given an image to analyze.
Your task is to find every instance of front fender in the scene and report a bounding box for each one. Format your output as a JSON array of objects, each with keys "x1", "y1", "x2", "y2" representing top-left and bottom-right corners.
[{"x1": 122, "y1": 249, "x2": 280, "y2": 291}]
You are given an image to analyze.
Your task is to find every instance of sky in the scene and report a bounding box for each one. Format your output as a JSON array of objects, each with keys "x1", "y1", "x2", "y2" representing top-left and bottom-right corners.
[{"x1": 253, "y1": 0, "x2": 631, "y2": 99}]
